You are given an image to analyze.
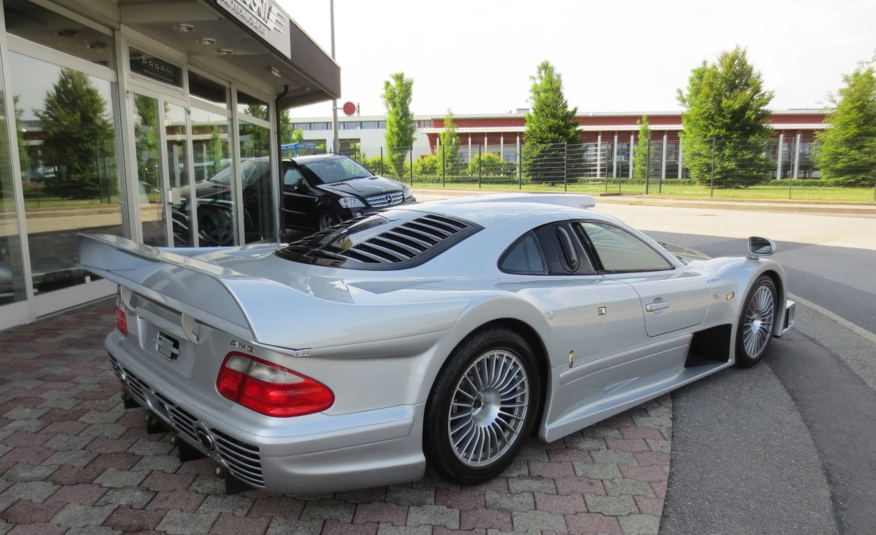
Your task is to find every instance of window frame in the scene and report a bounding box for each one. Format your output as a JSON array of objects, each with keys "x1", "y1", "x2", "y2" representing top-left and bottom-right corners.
[
  {"x1": 498, "y1": 231, "x2": 548, "y2": 275},
  {"x1": 498, "y1": 222, "x2": 597, "y2": 276},
  {"x1": 573, "y1": 220, "x2": 676, "y2": 274}
]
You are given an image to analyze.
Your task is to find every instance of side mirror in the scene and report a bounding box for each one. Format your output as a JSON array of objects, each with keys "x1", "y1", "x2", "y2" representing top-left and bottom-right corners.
[{"x1": 747, "y1": 236, "x2": 775, "y2": 258}]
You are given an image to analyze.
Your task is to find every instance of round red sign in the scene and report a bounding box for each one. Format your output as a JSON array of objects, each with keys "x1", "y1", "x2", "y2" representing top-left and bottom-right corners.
[{"x1": 342, "y1": 101, "x2": 356, "y2": 116}]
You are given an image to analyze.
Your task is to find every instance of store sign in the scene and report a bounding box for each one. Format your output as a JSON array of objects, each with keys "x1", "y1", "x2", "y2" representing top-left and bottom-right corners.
[
  {"x1": 217, "y1": 0, "x2": 292, "y2": 59},
  {"x1": 130, "y1": 53, "x2": 183, "y2": 88}
]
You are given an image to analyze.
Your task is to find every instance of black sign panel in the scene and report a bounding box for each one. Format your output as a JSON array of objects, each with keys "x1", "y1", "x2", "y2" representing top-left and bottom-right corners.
[{"x1": 130, "y1": 49, "x2": 183, "y2": 88}]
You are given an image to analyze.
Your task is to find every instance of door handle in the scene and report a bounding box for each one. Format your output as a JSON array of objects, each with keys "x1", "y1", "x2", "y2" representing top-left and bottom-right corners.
[{"x1": 646, "y1": 301, "x2": 671, "y2": 312}]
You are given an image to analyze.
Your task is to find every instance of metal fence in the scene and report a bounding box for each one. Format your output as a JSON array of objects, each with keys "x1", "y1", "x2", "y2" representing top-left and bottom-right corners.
[{"x1": 336, "y1": 137, "x2": 876, "y2": 204}]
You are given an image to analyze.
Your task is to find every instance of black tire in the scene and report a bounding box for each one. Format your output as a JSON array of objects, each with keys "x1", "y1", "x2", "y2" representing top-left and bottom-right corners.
[
  {"x1": 424, "y1": 327, "x2": 541, "y2": 485},
  {"x1": 735, "y1": 275, "x2": 778, "y2": 368},
  {"x1": 316, "y1": 210, "x2": 338, "y2": 232}
]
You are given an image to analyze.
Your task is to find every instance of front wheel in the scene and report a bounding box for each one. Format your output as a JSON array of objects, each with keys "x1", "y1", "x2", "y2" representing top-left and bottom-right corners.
[
  {"x1": 424, "y1": 327, "x2": 541, "y2": 485},
  {"x1": 735, "y1": 275, "x2": 777, "y2": 367},
  {"x1": 316, "y1": 210, "x2": 338, "y2": 232}
]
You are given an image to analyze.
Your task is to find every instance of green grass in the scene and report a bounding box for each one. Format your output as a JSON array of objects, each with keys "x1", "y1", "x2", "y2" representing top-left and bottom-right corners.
[{"x1": 408, "y1": 177, "x2": 876, "y2": 204}]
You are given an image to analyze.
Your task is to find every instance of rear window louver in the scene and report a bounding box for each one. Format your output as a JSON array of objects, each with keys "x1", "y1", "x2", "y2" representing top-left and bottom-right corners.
[
  {"x1": 275, "y1": 213, "x2": 480, "y2": 270},
  {"x1": 341, "y1": 214, "x2": 469, "y2": 264}
]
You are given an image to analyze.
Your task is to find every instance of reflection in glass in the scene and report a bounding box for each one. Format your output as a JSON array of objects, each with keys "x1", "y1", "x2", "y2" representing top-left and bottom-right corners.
[
  {"x1": 191, "y1": 107, "x2": 233, "y2": 246},
  {"x1": 133, "y1": 94, "x2": 164, "y2": 246},
  {"x1": 0, "y1": 55, "x2": 26, "y2": 305},
  {"x1": 237, "y1": 91, "x2": 268, "y2": 119},
  {"x1": 239, "y1": 119, "x2": 275, "y2": 243},
  {"x1": 164, "y1": 103, "x2": 193, "y2": 247},
  {"x1": 189, "y1": 72, "x2": 228, "y2": 109},
  {"x1": 10, "y1": 51, "x2": 122, "y2": 295},
  {"x1": 3, "y1": 0, "x2": 115, "y2": 69}
]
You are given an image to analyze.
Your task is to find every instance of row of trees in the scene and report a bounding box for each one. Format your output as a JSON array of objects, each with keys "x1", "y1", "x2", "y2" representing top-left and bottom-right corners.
[{"x1": 376, "y1": 48, "x2": 876, "y2": 188}]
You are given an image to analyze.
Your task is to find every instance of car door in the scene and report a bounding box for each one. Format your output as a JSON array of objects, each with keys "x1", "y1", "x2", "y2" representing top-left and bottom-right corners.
[
  {"x1": 500, "y1": 222, "x2": 646, "y2": 440},
  {"x1": 282, "y1": 164, "x2": 319, "y2": 229},
  {"x1": 576, "y1": 220, "x2": 712, "y2": 338}
]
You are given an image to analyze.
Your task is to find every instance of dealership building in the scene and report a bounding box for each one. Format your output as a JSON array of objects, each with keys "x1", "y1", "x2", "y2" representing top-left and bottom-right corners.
[
  {"x1": 293, "y1": 109, "x2": 829, "y2": 178},
  {"x1": 0, "y1": 0, "x2": 340, "y2": 330}
]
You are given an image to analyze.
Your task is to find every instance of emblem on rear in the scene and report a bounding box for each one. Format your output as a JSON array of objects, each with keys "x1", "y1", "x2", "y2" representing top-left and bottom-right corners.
[{"x1": 230, "y1": 340, "x2": 255, "y2": 352}]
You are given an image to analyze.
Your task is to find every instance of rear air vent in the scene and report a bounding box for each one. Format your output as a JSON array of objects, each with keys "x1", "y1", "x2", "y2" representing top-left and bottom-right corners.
[{"x1": 275, "y1": 212, "x2": 480, "y2": 270}]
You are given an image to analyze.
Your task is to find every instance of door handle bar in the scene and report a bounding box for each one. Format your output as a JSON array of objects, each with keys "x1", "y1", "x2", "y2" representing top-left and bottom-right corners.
[{"x1": 646, "y1": 301, "x2": 671, "y2": 312}]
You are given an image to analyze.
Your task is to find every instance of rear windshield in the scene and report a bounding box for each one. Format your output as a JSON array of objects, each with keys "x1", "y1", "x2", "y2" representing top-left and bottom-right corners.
[{"x1": 275, "y1": 212, "x2": 481, "y2": 270}]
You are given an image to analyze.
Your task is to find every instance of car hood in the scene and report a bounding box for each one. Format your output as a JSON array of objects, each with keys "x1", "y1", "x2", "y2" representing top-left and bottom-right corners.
[{"x1": 317, "y1": 176, "x2": 403, "y2": 198}]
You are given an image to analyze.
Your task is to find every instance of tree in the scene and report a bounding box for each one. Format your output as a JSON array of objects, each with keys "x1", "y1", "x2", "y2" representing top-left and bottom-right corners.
[
  {"x1": 677, "y1": 47, "x2": 774, "y2": 187},
  {"x1": 239, "y1": 104, "x2": 270, "y2": 157},
  {"x1": 523, "y1": 61, "x2": 579, "y2": 182},
  {"x1": 468, "y1": 152, "x2": 510, "y2": 177},
  {"x1": 12, "y1": 96, "x2": 30, "y2": 176},
  {"x1": 436, "y1": 109, "x2": 461, "y2": 175},
  {"x1": 290, "y1": 128, "x2": 305, "y2": 144},
  {"x1": 279, "y1": 109, "x2": 298, "y2": 144},
  {"x1": 36, "y1": 69, "x2": 113, "y2": 199},
  {"x1": 633, "y1": 116, "x2": 652, "y2": 181},
  {"x1": 813, "y1": 58, "x2": 876, "y2": 187},
  {"x1": 207, "y1": 126, "x2": 228, "y2": 176},
  {"x1": 413, "y1": 154, "x2": 439, "y2": 177},
  {"x1": 381, "y1": 72, "x2": 415, "y2": 180}
]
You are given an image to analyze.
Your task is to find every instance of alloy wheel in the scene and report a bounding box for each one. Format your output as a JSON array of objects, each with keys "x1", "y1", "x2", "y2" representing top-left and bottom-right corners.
[
  {"x1": 743, "y1": 284, "x2": 775, "y2": 358},
  {"x1": 448, "y1": 349, "x2": 530, "y2": 467}
]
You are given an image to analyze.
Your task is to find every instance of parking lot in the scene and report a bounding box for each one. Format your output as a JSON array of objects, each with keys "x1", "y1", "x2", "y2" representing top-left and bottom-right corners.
[{"x1": 0, "y1": 197, "x2": 874, "y2": 535}]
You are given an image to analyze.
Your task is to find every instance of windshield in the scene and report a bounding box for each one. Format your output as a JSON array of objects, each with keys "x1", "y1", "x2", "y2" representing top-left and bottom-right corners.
[{"x1": 298, "y1": 156, "x2": 373, "y2": 183}]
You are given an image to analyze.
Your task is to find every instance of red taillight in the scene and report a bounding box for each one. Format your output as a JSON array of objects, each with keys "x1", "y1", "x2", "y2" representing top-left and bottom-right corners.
[
  {"x1": 216, "y1": 353, "x2": 334, "y2": 417},
  {"x1": 116, "y1": 307, "x2": 128, "y2": 337}
]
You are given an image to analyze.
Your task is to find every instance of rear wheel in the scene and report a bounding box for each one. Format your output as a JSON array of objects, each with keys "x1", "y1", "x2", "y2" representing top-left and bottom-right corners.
[
  {"x1": 425, "y1": 327, "x2": 541, "y2": 485},
  {"x1": 735, "y1": 275, "x2": 777, "y2": 367}
]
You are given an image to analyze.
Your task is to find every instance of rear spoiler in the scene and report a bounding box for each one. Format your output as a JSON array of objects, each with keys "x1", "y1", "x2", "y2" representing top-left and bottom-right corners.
[
  {"x1": 77, "y1": 234, "x2": 471, "y2": 349},
  {"x1": 78, "y1": 234, "x2": 262, "y2": 341}
]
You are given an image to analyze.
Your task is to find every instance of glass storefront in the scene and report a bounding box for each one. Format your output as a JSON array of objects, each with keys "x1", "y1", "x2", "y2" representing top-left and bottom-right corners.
[
  {"x1": 0, "y1": 0, "x2": 308, "y2": 329},
  {"x1": 0, "y1": 47, "x2": 24, "y2": 306},
  {"x1": 9, "y1": 50, "x2": 123, "y2": 295}
]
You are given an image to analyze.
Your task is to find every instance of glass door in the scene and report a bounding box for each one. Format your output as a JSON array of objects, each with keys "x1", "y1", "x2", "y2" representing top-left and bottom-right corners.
[{"x1": 129, "y1": 90, "x2": 194, "y2": 247}]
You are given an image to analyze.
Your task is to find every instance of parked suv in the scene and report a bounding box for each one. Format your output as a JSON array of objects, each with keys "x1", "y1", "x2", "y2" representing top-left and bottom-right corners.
[
  {"x1": 172, "y1": 154, "x2": 415, "y2": 246},
  {"x1": 284, "y1": 154, "x2": 415, "y2": 231}
]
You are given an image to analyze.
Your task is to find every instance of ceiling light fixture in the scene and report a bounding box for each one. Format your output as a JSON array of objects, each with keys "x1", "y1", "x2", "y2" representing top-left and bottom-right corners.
[
  {"x1": 87, "y1": 42, "x2": 107, "y2": 50},
  {"x1": 173, "y1": 23, "x2": 196, "y2": 32},
  {"x1": 196, "y1": 37, "x2": 216, "y2": 45},
  {"x1": 55, "y1": 30, "x2": 78, "y2": 38},
  {"x1": 269, "y1": 67, "x2": 281, "y2": 77},
  {"x1": 216, "y1": 49, "x2": 233, "y2": 55}
]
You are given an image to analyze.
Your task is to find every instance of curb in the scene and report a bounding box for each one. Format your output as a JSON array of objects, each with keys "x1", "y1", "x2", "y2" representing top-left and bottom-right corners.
[{"x1": 411, "y1": 187, "x2": 876, "y2": 216}]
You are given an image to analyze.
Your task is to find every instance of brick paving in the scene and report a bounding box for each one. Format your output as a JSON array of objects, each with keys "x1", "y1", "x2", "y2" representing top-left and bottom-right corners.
[{"x1": 0, "y1": 300, "x2": 673, "y2": 535}]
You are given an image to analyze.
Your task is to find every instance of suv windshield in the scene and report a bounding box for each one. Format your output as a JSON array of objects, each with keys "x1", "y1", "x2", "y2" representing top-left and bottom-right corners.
[
  {"x1": 298, "y1": 156, "x2": 373, "y2": 183},
  {"x1": 209, "y1": 158, "x2": 269, "y2": 187}
]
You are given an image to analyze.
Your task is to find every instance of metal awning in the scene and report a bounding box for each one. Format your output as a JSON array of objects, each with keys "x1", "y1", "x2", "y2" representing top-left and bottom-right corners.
[{"x1": 114, "y1": 0, "x2": 340, "y2": 108}]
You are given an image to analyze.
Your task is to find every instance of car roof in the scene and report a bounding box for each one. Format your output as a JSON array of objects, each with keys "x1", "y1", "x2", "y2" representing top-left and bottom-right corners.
[
  {"x1": 399, "y1": 194, "x2": 617, "y2": 228},
  {"x1": 291, "y1": 154, "x2": 349, "y2": 164}
]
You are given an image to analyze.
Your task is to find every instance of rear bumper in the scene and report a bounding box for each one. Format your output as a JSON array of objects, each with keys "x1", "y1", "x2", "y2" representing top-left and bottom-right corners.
[
  {"x1": 776, "y1": 299, "x2": 796, "y2": 338},
  {"x1": 107, "y1": 343, "x2": 426, "y2": 493}
]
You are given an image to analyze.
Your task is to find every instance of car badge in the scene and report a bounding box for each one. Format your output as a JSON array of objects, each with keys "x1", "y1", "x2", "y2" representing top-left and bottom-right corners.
[
  {"x1": 727, "y1": 292, "x2": 735, "y2": 301},
  {"x1": 569, "y1": 350, "x2": 574, "y2": 368},
  {"x1": 230, "y1": 340, "x2": 255, "y2": 352}
]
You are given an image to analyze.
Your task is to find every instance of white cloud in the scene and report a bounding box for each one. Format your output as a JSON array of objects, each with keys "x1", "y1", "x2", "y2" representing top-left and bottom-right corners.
[{"x1": 280, "y1": 0, "x2": 875, "y2": 118}]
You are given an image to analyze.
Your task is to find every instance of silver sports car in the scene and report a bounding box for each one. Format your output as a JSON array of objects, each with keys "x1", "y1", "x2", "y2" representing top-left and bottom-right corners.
[{"x1": 78, "y1": 193, "x2": 795, "y2": 494}]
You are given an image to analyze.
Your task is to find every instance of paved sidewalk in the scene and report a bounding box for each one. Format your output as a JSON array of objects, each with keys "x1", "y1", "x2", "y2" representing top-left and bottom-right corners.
[
  {"x1": 411, "y1": 187, "x2": 876, "y2": 216},
  {"x1": 0, "y1": 300, "x2": 672, "y2": 535}
]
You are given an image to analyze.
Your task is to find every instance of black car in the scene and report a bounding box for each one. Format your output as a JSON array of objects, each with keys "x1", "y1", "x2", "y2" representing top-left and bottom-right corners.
[
  {"x1": 172, "y1": 154, "x2": 415, "y2": 246},
  {"x1": 284, "y1": 154, "x2": 415, "y2": 231}
]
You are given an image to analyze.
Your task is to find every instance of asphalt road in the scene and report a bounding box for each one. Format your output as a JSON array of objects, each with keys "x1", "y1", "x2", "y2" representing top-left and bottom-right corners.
[{"x1": 647, "y1": 230, "x2": 876, "y2": 535}]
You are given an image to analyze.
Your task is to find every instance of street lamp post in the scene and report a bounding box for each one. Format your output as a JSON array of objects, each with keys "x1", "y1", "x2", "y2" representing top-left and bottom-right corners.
[{"x1": 330, "y1": 0, "x2": 339, "y2": 154}]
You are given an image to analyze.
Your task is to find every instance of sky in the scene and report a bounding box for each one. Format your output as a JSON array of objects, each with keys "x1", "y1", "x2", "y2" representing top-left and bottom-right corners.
[{"x1": 280, "y1": 0, "x2": 876, "y2": 119}]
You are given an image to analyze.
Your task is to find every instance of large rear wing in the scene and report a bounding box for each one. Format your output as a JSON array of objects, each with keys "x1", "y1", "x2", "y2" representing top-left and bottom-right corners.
[
  {"x1": 78, "y1": 234, "x2": 265, "y2": 341},
  {"x1": 77, "y1": 234, "x2": 470, "y2": 349}
]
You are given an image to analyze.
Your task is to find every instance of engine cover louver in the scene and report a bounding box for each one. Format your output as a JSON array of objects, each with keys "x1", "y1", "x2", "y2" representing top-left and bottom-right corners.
[{"x1": 276, "y1": 212, "x2": 481, "y2": 270}]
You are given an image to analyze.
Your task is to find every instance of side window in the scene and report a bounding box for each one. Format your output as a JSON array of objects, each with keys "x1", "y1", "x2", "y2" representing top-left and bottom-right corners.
[
  {"x1": 500, "y1": 232, "x2": 546, "y2": 274},
  {"x1": 283, "y1": 167, "x2": 304, "y2": 188},
  {"x1": 577, "y1": 222, "x2": 672, "y2": 272}
]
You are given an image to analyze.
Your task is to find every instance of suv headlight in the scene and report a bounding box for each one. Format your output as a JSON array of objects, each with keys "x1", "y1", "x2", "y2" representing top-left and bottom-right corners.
[
  {"x1": 402, "y1": 184, "x2": 412, "y2": 199},
  {"x1": 338, "y1": 197, "x2": 365, "y2": 209}
]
